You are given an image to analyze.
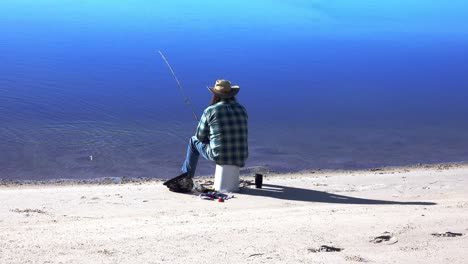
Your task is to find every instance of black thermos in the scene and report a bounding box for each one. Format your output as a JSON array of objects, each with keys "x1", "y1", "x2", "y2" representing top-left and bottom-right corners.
[{"x1": 255, "y1": 173, "x2": 263, "y2": 188}]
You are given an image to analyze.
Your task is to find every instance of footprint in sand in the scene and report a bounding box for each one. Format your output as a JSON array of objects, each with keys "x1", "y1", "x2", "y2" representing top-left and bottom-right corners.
[
  {"x1": 308, "y1": 245, "x2": 343, "y2": 253},
  {"x1": 370, "y1": 232, "x2": 398, "y2": 245}
]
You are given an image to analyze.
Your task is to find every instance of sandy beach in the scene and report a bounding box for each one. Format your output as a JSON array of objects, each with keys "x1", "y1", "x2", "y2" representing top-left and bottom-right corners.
[{"x1": 1, "y1": 163, "x2": 467, "y2": 264}]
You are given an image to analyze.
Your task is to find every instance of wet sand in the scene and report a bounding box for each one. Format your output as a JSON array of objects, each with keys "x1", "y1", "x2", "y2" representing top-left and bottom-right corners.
[{"x1": 1, "y1": 163, "x2": 467, "y2": 263}]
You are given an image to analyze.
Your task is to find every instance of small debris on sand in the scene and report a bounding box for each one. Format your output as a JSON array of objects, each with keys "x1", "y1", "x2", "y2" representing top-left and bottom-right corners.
[
  {"x1": 239, "y1": 179, "x2": 253, "y2": 187},
  {"x1": 431, "y1": 232, "x2": 463, "y2": 237},
  {"x1": 97, "y1": 249, "x2": 114, "y2": 255},
  {"x1": 345, "y1": 255, "x2": 368, "y2": 262},
  {"x1": 247, "y1": 253, "x2": 264, "y2": 258},
  {"x1": 10, "y1": 208, "x2": 46, "y2": 214}
]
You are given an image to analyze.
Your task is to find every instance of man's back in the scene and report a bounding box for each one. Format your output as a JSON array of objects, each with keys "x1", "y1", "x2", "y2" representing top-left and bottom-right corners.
[{"x1": 196, "y1": 100, "x2": 248, "y2": 167}]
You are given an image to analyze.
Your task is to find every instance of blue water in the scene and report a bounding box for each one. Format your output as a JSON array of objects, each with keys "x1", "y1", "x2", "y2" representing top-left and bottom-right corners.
[{"x1": 1, "y1": 1, "x2": 468, "y2": 180}]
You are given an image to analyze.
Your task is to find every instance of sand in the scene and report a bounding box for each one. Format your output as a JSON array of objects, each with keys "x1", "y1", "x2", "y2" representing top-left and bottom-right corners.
[{"x1": 1, "y1": 163, "x2": 467, "y2": 264}]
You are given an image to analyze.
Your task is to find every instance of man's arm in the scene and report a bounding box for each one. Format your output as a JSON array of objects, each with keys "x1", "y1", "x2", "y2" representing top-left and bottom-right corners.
[{"x1": 196, "y1": 110, "x2": 210, "y2": 143}]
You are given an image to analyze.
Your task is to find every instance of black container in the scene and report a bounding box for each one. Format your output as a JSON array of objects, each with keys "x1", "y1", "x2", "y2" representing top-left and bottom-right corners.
[{"x1": 255, "y1": 173, "x2": 263, "y2": 188}]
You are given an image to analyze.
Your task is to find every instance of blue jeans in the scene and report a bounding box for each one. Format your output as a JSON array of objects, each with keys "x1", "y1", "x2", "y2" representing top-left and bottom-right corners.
[{"x1": 181, "y1": 136, "x2": 213, "y2": 178}]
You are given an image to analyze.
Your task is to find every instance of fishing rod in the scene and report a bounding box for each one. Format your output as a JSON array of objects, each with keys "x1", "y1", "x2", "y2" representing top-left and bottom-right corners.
[{"x1": 158, "y1": 50, "x2": 199, "y2": 122}]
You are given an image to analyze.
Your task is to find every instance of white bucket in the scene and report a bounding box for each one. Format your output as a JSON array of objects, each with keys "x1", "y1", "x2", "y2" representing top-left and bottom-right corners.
[{"x1": 214, "y1": 164, "x2": 240, "y2": 192}]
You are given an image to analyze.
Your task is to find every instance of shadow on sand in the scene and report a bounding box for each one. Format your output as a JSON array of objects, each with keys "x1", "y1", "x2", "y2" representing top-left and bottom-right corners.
[{"x1": 240, "y1": 184, "x2": 436, "y2": 205}]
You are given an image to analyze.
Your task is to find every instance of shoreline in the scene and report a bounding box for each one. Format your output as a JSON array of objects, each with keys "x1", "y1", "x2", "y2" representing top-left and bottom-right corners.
[
  {"x1": 1, "y1": 160, "x2": 467, "y2": 263},
  {"x1": 1, "y1": 160, "x2": 468, "y2": 187}
]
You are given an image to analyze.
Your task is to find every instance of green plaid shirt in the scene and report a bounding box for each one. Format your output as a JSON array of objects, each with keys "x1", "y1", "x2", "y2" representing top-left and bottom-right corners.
[{"x1": 196, "y1": 100, "x2": 248, "y2": 167}]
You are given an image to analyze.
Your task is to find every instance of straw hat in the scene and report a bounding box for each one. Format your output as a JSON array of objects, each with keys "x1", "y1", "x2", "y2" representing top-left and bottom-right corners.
[{"x1": 207, "y1": 79, "x2": 240, "y2": 98}]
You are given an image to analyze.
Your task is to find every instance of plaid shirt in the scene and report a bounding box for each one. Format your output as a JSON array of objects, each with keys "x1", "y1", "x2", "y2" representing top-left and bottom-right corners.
[{"x1": 196, "y1": 100, "x2": 248, "y2": 167}]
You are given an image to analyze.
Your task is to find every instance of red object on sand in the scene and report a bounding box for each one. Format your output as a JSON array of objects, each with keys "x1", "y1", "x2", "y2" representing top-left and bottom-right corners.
[{"x1": 218, "y1": 198, "x2": 224, "y2": 202}]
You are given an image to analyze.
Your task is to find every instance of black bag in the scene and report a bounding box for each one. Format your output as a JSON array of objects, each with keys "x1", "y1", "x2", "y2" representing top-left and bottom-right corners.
[{"x1": 163, "y1": 172, "x2": 194, "y2": 193}]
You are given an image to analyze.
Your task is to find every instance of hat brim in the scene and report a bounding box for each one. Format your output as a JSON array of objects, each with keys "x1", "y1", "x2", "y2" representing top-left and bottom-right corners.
[{"x1": 207, "y1": 86, "x2": 240, "y2": 99}]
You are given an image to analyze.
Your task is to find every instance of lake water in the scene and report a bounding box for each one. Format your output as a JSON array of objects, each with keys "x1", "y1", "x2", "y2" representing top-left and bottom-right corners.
[{"x1": 1, "y1": 1, "x2": 468, "y2": 181}]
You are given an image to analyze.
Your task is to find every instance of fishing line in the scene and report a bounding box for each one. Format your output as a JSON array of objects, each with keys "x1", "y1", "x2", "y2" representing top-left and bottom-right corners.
[{"x1": 158, "y1": 50, "x2": 199, "y2": 122}]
